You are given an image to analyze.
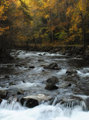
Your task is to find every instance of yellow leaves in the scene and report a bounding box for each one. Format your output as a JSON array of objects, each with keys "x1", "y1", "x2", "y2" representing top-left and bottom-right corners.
[
  {"x1": 0, "y1": 26, "x2": 9, "y2": 35},
  {"x1": 17, "y1": 34, "x2": 27, "y2": 41},
  {"x1": 0, "y1": 6, "x2": 4, "y2": 16},
  {"x1": 66, "y1": 7, "x2": 73, "y2": 16},
  {"x1": 79, "y1": 0, "x2": 87, "y2": 12},
  {"x1": 44, "y1": 14, "x2": 49, "y2": 19}
]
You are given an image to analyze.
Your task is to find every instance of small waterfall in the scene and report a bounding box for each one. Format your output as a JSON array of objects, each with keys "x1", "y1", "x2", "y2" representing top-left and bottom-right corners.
[
  {"x1": 51, "y1": 95, "x2": 87, "y2": 111},
  {"x1": 0, "y1": 99, "x2": 24, "y2": 110}
]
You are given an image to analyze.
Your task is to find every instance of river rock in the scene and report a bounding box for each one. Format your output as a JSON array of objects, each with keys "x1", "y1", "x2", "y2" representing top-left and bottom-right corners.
[
  {"x1": 20, "y1": 94, "x2": 51, "y2": 108},
  {"x1": 45, "y1": 76, "x2": 59, "y2": 90},
  {"x1": 9, "y1": 81, "x2": 16, "y2": 86},
  {"x1": 45, "y1": 83, "x2": 58, "y2": 90},
  {"x1": 64, "y1": 73, "x2": 80, "y2": 83},
  {"x1": 44, "y1": 63, "x2": 61, "y2": 70},
  {"x1": 46, "y1": 76, "x2": 59, "y2": 84},
  {"x1": 5, "y1": 75, "x2": 10, "y2": 79},
  {"x1": 0, "y1": 90, "x2": 7, "y2": 99},
  {"x1": 0, "y1": 98, "x2": 2, "y2": 103},
  {"x1": 66, "y1": 69, "x2": 77, "y2": 76},
  {"x1": 20, "y1": 98, "x2": 38, "y2": 108},
  {"x1": 29, "y1": 66, "x2": 35, "y2": 69}
]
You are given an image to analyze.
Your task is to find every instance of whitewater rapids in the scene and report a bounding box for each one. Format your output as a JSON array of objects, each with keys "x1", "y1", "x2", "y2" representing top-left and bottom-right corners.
[{"x1": 0, "y1": 100, "x2": 89, "y2": 120}]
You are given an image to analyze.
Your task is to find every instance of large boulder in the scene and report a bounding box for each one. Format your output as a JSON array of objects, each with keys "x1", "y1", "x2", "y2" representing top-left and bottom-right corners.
[
  {"x1": 20, "y1": 94, "x2": 51, "y2": 108},
  {"x1": 21, "y1": 98, "x2": 39, "y2": 108},
  {"x1": 44, "y1": 63, "x2": 61, "y2": 70}
]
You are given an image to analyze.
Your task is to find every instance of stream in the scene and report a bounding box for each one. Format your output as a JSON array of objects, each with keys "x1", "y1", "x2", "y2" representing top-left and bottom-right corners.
[{"x1": 0, "y1": 50, "x2": 89, "y2": 120}]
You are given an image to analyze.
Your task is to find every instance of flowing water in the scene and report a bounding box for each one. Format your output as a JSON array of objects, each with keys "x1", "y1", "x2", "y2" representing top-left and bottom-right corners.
[{"x1": 0, "y1": 50, "x2": 89, "y2": 120}]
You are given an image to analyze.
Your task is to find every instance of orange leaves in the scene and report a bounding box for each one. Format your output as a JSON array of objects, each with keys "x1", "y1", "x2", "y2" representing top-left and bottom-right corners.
[{"x1": 0, "y1": 6, "x2": 4, "y2": 16}]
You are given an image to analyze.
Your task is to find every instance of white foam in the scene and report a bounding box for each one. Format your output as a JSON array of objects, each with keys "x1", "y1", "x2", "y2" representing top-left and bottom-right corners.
[
  {"x1": 9, "y1": 81, "x2": 40, "y2": 90},
  {"x1": 56, "y1": 69, "x2": 67, "y2": 76},
  {"x1": 16, "y1": 50, "x2": 64, "y2": 59},
  {"x1": 77, "y1": 70, "x2": 89, "y2": 77},
  {"x1": 0, "y1": 103, "x2": 89, "y2": 120}
]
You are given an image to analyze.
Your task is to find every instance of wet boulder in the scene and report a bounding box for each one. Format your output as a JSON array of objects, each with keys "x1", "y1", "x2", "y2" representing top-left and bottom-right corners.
[
  {"x1": 45, "y1": 83, "x2": 58, "y2": 90},
  {"x1": 20, "y1": 98, "x2": 39, "y2": 108},
  {"x1": 66, "y1": 69, "x2": 77, "y2": 76},
  {"x1": 65, "y1": 69, "x2": 80, "y2": 84},
  {"x1": 46, "y1": 76, "x2": 59, "y2": 84},
  {"x1": 20, "y1": 94, "x2": 51, "y2": 108},
  {"x1": 9, "y1": 81, "x2": 16, "y2": 86},
  {"x1": 0, "y1": 90, "x2": 7, "y2": 99},
  {"x1": 17, "y1": 89, "x2": 25, "y2": 95},
  {"x1": 5, "y1": 75, "x2": 10, "y2": 79},
  {"x1": 44, "y1": 63, "x2": 61, "y2": 70},
  {"x1": 29, "y1": 66, "x2": 35, "y2": 69},
  {"x1": 45, "y1": 76, "x2": 59, "y2": 90}
]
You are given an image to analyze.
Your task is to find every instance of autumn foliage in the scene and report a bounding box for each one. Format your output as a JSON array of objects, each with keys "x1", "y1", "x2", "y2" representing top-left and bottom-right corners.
[{"x1": 0, "y1": 0, "x2": 89, "y2": 49}]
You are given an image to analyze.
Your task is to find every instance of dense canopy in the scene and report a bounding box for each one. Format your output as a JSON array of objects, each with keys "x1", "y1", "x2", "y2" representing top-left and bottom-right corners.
[{"x1": 0, "y1": 0, "x2": 89, "y2": 49}]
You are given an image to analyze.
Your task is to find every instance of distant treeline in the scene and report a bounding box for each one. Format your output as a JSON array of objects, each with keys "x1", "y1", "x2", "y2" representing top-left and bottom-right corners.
[{"x1": 0, "y1": 0, "x2": 89, "y2": 51}]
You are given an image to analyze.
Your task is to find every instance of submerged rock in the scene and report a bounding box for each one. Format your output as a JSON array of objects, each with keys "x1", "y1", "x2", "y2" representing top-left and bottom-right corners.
[{"x1": 44, "y1": 63, "x2": 61, "y2": 70}]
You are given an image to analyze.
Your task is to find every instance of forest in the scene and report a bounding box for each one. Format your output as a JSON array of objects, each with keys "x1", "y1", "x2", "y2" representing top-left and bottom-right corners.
[{"x1": 0, "y1": 0, "x2": 89, "y2": 57}]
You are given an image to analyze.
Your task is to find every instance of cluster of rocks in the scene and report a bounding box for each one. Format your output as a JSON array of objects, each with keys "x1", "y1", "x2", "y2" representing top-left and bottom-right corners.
[
  {"x1": 1, "y1": 87, "x2": 89, "y2": 111},
  {"x1": 20, "y1": 94, "x2": 52, "y2": 108},
  {"x1": 0, "y1": 59, "x2": 89, "y2": 110},
  {"x1": 0, "y1": 90, "x2": 52, "y2": 108}
]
